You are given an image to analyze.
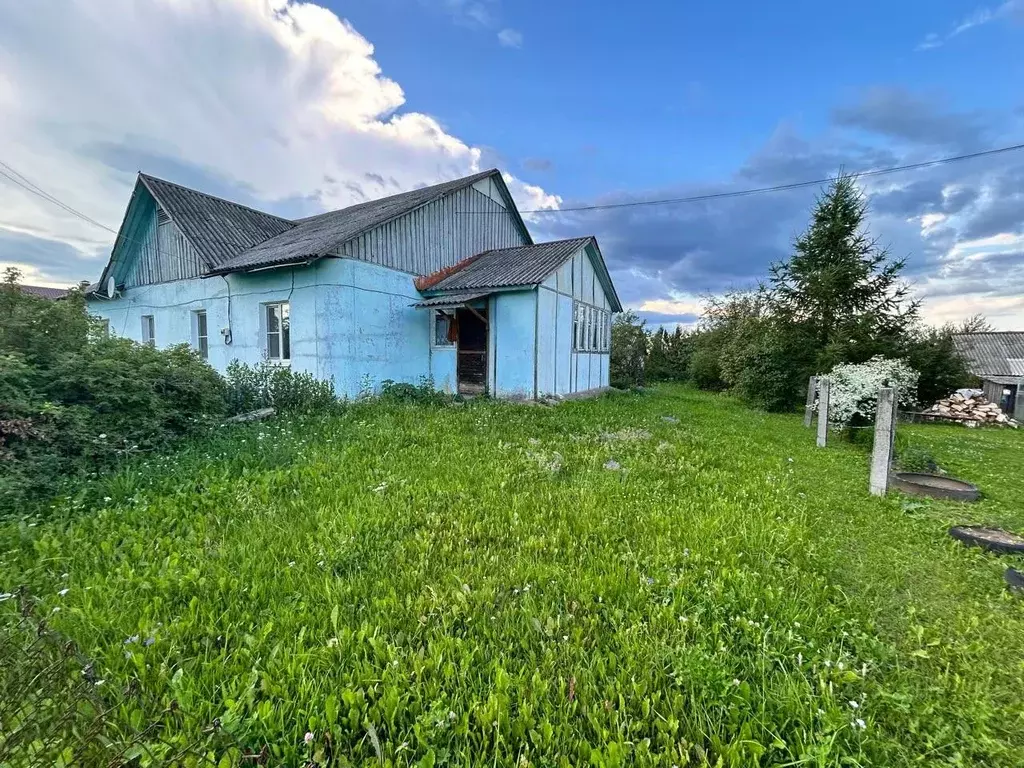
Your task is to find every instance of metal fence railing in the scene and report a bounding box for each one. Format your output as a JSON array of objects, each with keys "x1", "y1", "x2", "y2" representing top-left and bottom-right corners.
[{"x1": 0, "y1": 587, "x2": 266, "y2": 767}]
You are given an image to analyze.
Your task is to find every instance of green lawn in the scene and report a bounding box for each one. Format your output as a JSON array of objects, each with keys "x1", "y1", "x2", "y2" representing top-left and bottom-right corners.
[{"x1": 2, "y1": 386, "x2": 1023, "y2": 767}]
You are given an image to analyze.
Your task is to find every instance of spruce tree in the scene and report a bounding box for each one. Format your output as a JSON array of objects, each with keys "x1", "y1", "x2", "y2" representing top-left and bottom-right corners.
[{"x1": 769, "y1": 174, "x2": 919, "y2": 369}]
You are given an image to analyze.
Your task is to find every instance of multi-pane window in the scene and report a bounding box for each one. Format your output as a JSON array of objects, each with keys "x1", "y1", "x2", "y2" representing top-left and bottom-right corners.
[
  {"x1": 572, "y1": 302, "x2": 612, "y2": 353},
  {"x1": 192, "y1": 309, "x2": 209, "y2": 360},
  {"x1": 141, "y1": 315, "x2": 155, "y2": 346},
  {"x1": 432, "y1": 311, "x2": 455, "y2": 346},
  {"x1": 264, "y1": 302, "x2": 290, "y2": 362}
]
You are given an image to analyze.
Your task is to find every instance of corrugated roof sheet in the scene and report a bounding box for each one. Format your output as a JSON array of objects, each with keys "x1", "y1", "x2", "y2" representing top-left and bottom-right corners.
[
  {"x1": 139, "y1": 174, "x2": 295, "y2": 269},
  {"x1": 18, "y1": 284, "x2": 69, "y2": 300},
  {"x1": 953, "y1": 332, "x2": 1024, "y2": 377},
  {"x1": 208, "y1": 170, "x2": 501, "y2": 274},
  {"x1": 428, "y1": 237, "x2": 593, "y2": 292},
  {"x1": 411, "y1": 291, "x2": 491, "y2": 309}
]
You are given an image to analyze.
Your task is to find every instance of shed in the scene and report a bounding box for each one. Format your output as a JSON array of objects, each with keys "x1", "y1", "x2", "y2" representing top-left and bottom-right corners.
[{"x1": 953, "y1": 332, "x2": 1024, "y2": 421}]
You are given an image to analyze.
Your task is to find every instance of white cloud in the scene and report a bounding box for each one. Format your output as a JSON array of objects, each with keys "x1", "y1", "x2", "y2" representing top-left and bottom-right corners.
[
  {"x1": 497, "y1": 28, "x2": 523, "y2": 48},
  {"x1": 0, "y1": 0, "x2": 554, "y2": 285},
  {"x1": 916, "y1": 0, "x2": 1022, "y2": 50}
]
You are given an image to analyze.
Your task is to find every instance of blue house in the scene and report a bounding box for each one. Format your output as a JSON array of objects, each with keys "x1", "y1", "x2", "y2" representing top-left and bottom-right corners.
[{"x1": 87, "y1": 169, "x2": 621, "y2": 399}]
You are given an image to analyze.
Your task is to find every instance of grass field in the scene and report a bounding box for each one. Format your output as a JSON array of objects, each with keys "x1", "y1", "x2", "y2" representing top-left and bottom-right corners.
[{"x1": 2, "y1": 386, "x2": 1023, "y2": 767}]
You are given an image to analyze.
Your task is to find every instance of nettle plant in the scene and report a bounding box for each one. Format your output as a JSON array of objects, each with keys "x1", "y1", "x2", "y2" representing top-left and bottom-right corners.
[{"x1": 821, "y1": 356, "x2": 919, "y2": 426}]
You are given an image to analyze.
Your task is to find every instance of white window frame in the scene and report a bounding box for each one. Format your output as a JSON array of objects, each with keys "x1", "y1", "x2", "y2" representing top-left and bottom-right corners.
[
  {"x1": 141, "y1": 315, "x2": 155, "y2": 346},
  {"x1": 430, "y1": 310, "x2": 455, "y2": 348},
  {"x1": 262, "y1": 301, "x2": 291, "y2": 364},
  {"x1": 192, "y1": 309, "x2": 209, "y2": 360}
]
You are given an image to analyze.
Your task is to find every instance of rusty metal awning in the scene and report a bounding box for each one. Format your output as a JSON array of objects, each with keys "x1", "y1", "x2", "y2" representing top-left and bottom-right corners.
[{"x1": 411, "y1": 291, "x2": 491, "y2": 310}]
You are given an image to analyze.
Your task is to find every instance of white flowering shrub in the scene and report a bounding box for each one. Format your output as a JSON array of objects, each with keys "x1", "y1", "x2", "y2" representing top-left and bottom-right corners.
[{"x1": 820, "y1": 356, "x2": 919, "y2": 426}]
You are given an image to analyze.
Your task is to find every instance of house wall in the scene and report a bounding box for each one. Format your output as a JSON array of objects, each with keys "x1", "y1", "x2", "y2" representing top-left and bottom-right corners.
[
  {"x1": 88, "y1": 258, "x2": 441, "y2": 399},
  {"x1": 491, "y1": 290, "x2": 537, "y2": 398},
  {"x1": 338, "y1": 184, "x2": 528, "y2": 276},
  {"x1": 535, "y1": 244, "x2": 612, "y2": 397}
]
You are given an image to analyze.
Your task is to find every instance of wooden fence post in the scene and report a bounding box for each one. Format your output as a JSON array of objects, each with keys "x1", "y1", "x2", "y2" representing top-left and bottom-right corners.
[
  {"x1": 803, "y1": 375, "x2": 817, "y2": 428},
  {"x1": 870, "y1": 387, "x2": 896, "y2": 496},
  {"x1": 816, "y1": 378, "x2": 830, "y2": 448}
]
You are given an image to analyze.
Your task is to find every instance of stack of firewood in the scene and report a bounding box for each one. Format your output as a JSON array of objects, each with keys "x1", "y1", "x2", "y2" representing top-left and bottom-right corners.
[{"x1": 926, "y1": 390, "x2": 1017, "y2": 427}]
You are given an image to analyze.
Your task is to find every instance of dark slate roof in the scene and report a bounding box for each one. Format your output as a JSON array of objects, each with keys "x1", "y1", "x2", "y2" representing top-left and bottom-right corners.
[
  {"x1": 208, "y1": 169, "x2": 506, "y2": 275},
  {"x1": 19, "y1": 284, "x2": 69, "y2": 300},
  {"x1": 420, "y1": 236, "x2": 622, "y2": 311},
  {"x1": 412, "y1": 291, "x2": 491, "y2": 309},
  {"x1": 953, "y1": 332, "x2": 1024, "y2": 377},
  {"x1": 139, "y1": 174, "x2": 294, "y2": 269},
  {"x1": 428, "y1": 237, "x2": 593, "y2": 292}
]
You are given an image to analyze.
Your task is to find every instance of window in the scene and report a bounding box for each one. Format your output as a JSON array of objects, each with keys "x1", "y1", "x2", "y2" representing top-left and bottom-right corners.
[
  {"x1": 264, "y1": 302, "x2": 290, "y2": 362},
  {"x1": 192, "y1": 309, "x2": 209, "y2": 360},
  {"x1": 141, "y1": 315, "x2": 155, "y2": 346},
  {"x1": 432, "y1": 311, "x2": 455, "y2": 346},
  {"x1": 572, "y1": 303, "x2": 612, "y2": 353}
]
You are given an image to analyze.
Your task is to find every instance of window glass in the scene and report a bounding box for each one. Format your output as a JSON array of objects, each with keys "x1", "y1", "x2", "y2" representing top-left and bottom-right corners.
[
  {"x1": 265, "y1": 302, "x2": 290, "y2": 361},
  {"x1": 433, "y1": 311, "x2": 455, "y2": 346},
  {"x1": 141, "y1": 315, "x2": 155, "y2": 346},
  {"x1": 194, "y1": 310, "x2": 209, "y2": 360}
]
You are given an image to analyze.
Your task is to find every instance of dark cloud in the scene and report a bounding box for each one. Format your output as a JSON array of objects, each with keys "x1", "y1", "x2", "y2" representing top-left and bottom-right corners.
[
  {"x1": 831, "y1": 86, "x2": 987, "y2": 150},
  {"x1": 539, "y1": 92, "x2": 1024, "y2": 322},
  {"x1": 0, "y1": 230, "x2": 103, "y2": 284}
]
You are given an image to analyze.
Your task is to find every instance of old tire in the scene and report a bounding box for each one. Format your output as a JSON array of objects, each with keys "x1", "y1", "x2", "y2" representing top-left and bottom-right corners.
[{"x1": 949, "y1": 526, "x2": 1024, "y2": 555}]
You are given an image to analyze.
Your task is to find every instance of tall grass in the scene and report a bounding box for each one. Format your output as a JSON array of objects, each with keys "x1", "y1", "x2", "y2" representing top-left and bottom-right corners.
[{"x1": 1, "y1": 386, "x2": 1022, "y2": 766}]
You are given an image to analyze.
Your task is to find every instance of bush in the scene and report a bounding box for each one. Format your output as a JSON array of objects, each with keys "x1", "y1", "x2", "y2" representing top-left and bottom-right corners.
[
  {"x1": 377, "y1": 378, "x2": 454, "y2": 405},
  {"x1": 0, "y1": 273, "x2": 228, "y2": 509},
  {"x1": 225, "y1": 361, "x2": 336, "y2": 415},
  {"x1": 823, "y1": 356, "x2": 919, "y2": 427}
]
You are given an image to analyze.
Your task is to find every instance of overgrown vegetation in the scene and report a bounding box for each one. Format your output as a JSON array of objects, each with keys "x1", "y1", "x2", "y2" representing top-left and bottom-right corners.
[
  {"x1": 0, "y1": 270, "x2": 226, "y2": 508},
  {"x1": 610, "y1": 176, "x2": 976, "y2": 410},
  {"x1": 226, "y1": 360, "x2": 337, "y2": 415},
  {"x1": 3, "y1": 386, "x2": 1023, "y2": 766}
]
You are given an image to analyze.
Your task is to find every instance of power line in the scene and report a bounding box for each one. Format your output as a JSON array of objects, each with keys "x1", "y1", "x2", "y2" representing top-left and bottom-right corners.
[{"x1": 517, "y1": 142, "x2": 1024, "y2": 214}]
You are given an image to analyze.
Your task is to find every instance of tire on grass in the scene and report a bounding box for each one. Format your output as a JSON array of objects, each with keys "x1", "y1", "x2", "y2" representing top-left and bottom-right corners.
[{"x1": 949, "y1": 525, "x2": 1024, "y2": 555}]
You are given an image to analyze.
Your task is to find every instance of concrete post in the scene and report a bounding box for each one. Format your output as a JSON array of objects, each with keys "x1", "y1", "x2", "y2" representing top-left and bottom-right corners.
[
  {"x1": 816, "y1": 378, "x2": 830, "y2": 448},
  {"x1": 803, "y1": 376, "x2": 818, "y2": 428},
  {"x1": 870, "y1": 387, "x2": 896, "y2": 496}
]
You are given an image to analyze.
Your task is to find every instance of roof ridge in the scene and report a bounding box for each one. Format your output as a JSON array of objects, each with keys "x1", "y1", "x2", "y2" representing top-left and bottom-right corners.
[
  {"x1": 138, "y1": 173, "x2": 296, "y2": 226},
  {"x1": 294, "y1": 168, "x2": 499, "y2": 223}
]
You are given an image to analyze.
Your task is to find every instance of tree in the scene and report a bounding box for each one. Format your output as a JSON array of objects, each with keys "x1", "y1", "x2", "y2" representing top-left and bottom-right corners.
[
  {"x1": 769, "y1": 173, "x2": 919, "y2": 373},
  {"x1": 645, "y1": 327, "x2": 672, "y2": 381},
  {"x1": 610, "y1": 311, "x2": 647, "y2": 388}
]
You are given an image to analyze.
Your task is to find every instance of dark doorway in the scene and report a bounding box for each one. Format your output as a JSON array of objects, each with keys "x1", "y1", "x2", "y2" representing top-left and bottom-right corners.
[
  {"x1": 1000, "y1": 384, "x2": 1017, "y2": 416},
  {"x1": 456, "y1": 307, "x2": 488, "y2": 395}
]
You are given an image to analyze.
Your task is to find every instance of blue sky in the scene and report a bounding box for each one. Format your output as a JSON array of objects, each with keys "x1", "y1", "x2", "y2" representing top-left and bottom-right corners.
[
  {"x1": 343, "y1": 1, "x2": 1022, "y2": 189},
  {"x1": 0, "y1": 0, "x2": 1022, "y2": 326}
]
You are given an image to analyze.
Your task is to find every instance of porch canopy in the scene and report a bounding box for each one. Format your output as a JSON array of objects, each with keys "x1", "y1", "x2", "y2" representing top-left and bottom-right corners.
[{"x1": 411, "y1": 291, "x2": 491, "y2": 310}]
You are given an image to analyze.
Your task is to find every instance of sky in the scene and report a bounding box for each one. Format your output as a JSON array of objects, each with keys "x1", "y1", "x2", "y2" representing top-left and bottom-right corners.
[{"x1": 0, "y1": 0, "x2": 1022, "y2": 328}]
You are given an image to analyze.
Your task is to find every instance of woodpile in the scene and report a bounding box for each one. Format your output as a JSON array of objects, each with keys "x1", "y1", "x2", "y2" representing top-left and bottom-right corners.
[{"x1": 926, "y1": 390, "x2": 1018, "y2": 427}]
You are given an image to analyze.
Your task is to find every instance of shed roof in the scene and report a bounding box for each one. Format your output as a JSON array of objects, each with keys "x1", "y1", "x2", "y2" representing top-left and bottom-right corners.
[
  {"x1": 17, "y1": 284, "x2": 70, "y2": 300},
  {"x1": 419, "y1": 236, "x2": 623, "y2": 311},
  {"x1": 138, "y1": 174, "x2": 295, "y2": 269},
  {"x1": 953, "y1": 332, "x2": 1024, "y2": 377}
]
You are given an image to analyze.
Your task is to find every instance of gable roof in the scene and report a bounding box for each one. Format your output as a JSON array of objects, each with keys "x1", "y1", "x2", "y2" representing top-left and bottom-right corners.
[
  {"x1": 98, "y1": 169, "x2": 532, "y2": 285},
  {"x1": 138, "y1": 174, "x2": 295, "y2": 269},
  {"x1": 206, "y1": 169, "x2": 530, "y2": 275},
  {"x1": 417, "y1": 236, "x2": 623, "y2": 311},
  {"x1": 953, "y1": 332, "x2": 1024, "y2": 378}
]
